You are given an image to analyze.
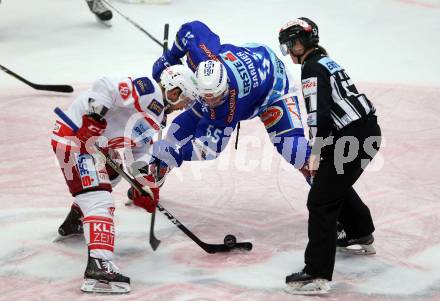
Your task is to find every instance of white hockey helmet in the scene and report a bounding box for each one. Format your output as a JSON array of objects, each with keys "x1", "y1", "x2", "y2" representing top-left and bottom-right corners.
[
  {"x1": 196, "y1": 60, "x2": 228, "y2": 99},
  {"x1": 160, "y1": 65, "x2": 199, "y2": 105}
]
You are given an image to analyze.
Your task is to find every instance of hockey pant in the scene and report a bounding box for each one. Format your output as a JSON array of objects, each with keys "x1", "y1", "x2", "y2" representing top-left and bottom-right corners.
[{"x1": 52, "y1": 143, "x2": 121, "y2": 260}]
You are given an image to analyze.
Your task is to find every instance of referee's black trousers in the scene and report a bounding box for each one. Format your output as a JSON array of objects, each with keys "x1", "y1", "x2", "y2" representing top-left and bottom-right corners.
[{"x1": 303, "y1": 115, "x2": 381, "y2": 280}]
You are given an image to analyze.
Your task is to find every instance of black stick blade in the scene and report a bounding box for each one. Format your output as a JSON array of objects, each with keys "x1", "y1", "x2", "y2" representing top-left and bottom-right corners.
[
  {"x1": 203, "y1": 241, "x2": 253, "y2": 254},
  {"x1": 150, "y1": 234, "x2": 161, "y2": 251},
  {"x1": 32, "y1": 84, "x2": 74, "y2": 93},
  {"x1": 149, "y1": 209, "x2": 161, "y2": 251}
]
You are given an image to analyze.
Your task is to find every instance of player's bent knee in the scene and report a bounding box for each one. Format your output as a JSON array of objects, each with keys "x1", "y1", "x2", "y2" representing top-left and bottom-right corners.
[{"x1": 75, "y1": 190, "x2": 115, "y2": 218}]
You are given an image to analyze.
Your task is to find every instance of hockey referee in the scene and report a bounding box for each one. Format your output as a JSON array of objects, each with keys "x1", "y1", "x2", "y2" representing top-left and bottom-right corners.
[{"x1": 278, "y1": 18, "x2": 382, "y2": 294}]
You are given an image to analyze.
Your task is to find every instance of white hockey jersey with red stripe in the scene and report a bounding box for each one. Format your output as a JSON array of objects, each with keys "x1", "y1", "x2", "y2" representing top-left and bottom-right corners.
[{"x1": 52, "y1": 76, "x2": 165, "y2": 160}]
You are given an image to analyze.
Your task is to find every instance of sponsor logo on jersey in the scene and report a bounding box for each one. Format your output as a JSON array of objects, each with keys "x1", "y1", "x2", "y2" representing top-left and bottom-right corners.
[
  {"x1": 133, "y1": 77, "x2": 154, "y2": 96},
  {"x1": 199, "y1": 43, "x2": 219, "y2": 61},
  {"x1": 221, "y1": 51, "x2": 252, "y2": 98},
  {"x1": 302, "y1": 77, "x2": 318, "y2": 96},
  {"x1": 132, "y1": 119, "x2": 153, "y2": 146},
  {"x1": 224, "y1": 52, "x2": 237, "y2": 62},
  {"x1": 76, "y1": 154, "x2": 100, "y2": 188},
  {"x1": 147, "y1": 99, "x2": 164, "y2": 116},
  {"x1": 118, "y1": 82, "x2": 131, "y2": 100},
  {"x1": 318, "y1": 57, "x2": 342, "y2": 74},
  {"x1": 210, "y1": 108, "x2": 216, "y2": 120},
  {"x1": 226, "y1": 89, "x2": 237, "y2": 124},
  {"x1": 236, "y1": 51, "x2": 259, "y2": 88},
  {"x1": 260, "y1": 106, "x2": 283, "y2": 129}
]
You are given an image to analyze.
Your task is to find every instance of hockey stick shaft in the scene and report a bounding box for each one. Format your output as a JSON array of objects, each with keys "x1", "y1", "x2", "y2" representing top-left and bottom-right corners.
[
  {"x1": 101, "y1": 0, "x2": 164, "y2": 48},
  {"x1": 149, "y1": 23, "x2": 170, "y2": 251},
  {"x1": 1, "y1": 64, "x2": 73, "y2": 93},
  {"x1": 54, "y1": 107, "x2": 252, "y2": 254}
]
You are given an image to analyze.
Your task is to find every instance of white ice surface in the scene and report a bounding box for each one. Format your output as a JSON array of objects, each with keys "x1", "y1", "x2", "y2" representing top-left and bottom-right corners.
[{"x1": 1, "y1": 0, "x2": 440, "y2": 300}]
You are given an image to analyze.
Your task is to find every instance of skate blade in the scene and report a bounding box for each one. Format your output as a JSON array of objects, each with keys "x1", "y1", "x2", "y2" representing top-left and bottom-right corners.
[
  {"x1": 52, "y1": 233, "x2": 84, "y2": 243},
  {"x1": 337, "y1": 243, "x2": 376, "y2": 255},
  {"x1": 81, "y1": 278, "x2": 130, "y2": 294},
  {"x1": 124, "y1": 199, "x2": 133, "y2": 206},
  {"x1": 284, "y1": 280, "x2": 330, "y2": 295}
]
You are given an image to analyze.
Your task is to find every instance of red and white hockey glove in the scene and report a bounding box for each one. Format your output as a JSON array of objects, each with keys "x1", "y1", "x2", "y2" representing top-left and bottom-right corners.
[
  {"x1": 76, "y1": 115, "x2": 107, "y2": 144},
  {"x1": 129, "y1": 174, "x2": 159, "y2": 213}
]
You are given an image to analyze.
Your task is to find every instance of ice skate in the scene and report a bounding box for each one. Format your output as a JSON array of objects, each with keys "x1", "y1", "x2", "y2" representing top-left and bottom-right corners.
[
  {"x1": 53, "y1": 205, "x2": 84, "y2": 242},
  {"x1": 285, "y1": 271, "x2": 330, "y2": 295},
  {"x1": 337, "y1": 230, "x2": 376, "y2": 255},
  {"x1": 85, "y1": 0, "x2": 113, "y2": 26},
  {"x1": 81, "y1": 256, "x2": 130, "y2": 294}
]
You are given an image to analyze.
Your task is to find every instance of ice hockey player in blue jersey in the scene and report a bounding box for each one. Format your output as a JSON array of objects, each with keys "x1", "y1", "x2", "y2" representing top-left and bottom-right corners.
[{"x1": 150, "y1": 20, "x2": 311, "y2": 181}]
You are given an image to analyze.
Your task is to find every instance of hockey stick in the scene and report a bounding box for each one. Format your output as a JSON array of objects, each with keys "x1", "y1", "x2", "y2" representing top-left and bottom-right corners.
[
  {"x1": 101, "y1": 0, "x2": 163, "y2": 48},
  {"x1": 148, "y1": 23, "x2": 170, "y2": 251},
  {"x1": 54, "y1": 107, "x2": 253, "y2": 254},
  {"x1": 1, "y1": 64, "x2": 73, "y2": 93}
]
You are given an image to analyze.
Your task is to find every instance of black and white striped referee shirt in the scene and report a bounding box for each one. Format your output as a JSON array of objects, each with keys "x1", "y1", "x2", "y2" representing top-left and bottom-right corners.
[{"x1": 301, "y1": 49, "x2": 375, "y2": 143}]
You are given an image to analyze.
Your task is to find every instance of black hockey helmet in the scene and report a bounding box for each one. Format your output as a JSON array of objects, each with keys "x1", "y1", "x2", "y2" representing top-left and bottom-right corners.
[{"x1": 278, "y1": 17, "x2": 319, "y2": 56}]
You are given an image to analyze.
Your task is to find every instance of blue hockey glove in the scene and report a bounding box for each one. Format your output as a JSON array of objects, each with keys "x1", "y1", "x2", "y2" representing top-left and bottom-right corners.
[{"x1": 152, "y1": 50, "x2": 181, "y2": 82}]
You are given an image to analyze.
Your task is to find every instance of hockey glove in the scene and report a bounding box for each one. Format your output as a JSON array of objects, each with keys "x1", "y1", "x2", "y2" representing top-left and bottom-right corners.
[
  {"x1": 128, "y1": 174, "x2": 159, "y2": 213},
  {"x1": 76, "y1": 115, "x2": 107, "y2": 144},
  {"x1": 152, "y1": 50, "x2": 181, "y2": 82}
]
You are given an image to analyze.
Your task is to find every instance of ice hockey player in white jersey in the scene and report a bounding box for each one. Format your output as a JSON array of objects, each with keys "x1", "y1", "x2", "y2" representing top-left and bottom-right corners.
[{"x1": 51, "y1": 65, "x2": 198, "y2": 293}]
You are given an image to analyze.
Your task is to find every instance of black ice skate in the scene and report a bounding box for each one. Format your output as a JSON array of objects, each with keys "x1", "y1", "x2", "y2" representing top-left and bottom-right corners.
[
  {"x1": 81, "y1": 256, "x2": 131, "y2": 293},
  {"x1": 54, "y1": 205, "x2": 84, "y2": 242},
  {"x1": 337, "y1": 230, "x2": 376, "y2": 255},
  {"x1": 285, "y1": 271, "x2": 330, "y2": 295},
  {"x1": 85, "y1": 0, "x2": 113, "y2": 25}
]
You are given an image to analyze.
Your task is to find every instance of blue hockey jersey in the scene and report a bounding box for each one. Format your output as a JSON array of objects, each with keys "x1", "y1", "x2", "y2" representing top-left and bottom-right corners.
[{"x1": 153, "y1": 21, "x2": 299, "y2": 166}]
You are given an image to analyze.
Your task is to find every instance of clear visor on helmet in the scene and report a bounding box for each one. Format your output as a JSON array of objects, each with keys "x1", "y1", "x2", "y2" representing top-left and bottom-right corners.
[{"x1": 280, "y1": 39, "x2": 295, "y2": 56}]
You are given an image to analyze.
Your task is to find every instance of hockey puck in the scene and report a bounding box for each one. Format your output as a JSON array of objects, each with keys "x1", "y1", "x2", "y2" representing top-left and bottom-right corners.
[{"x1": 224, "y1": 234, "x2": 237, "y2": 248}]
